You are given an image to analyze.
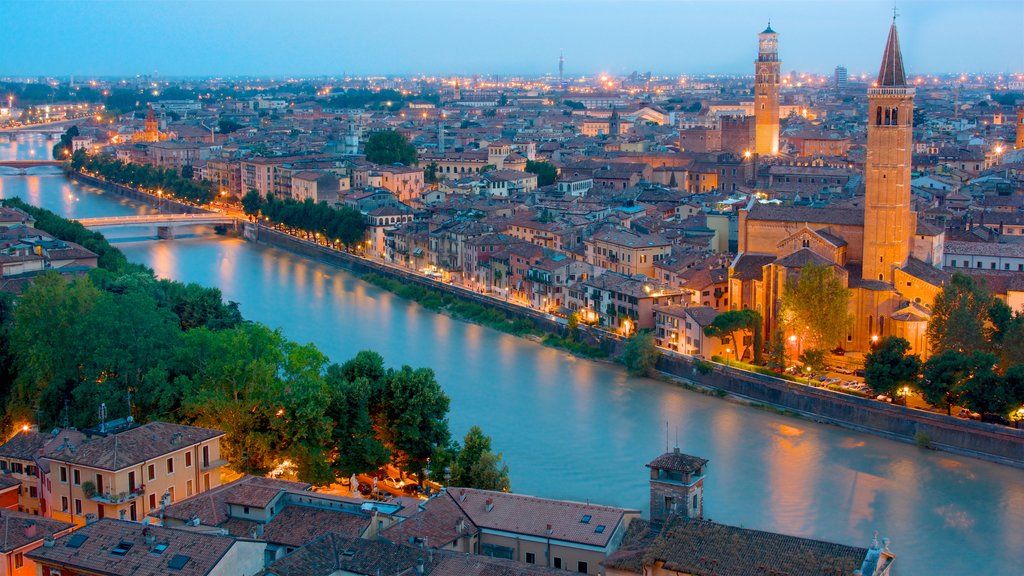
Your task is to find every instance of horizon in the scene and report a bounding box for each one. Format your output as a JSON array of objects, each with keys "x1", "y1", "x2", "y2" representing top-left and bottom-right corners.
[{"x1": 1, "y1": 0, "x2": 1022, "y2": 78}]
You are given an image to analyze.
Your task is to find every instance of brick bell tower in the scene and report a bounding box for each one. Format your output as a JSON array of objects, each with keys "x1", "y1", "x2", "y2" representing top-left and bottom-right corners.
[
  {"x1": 1015, "y1": 107, "x2": 1024, "y2": 150},
  {"x1": 754, "y1": 22, "x2": 781, "y2": 156},
  {"x1": 647, "y1": 448, "x2": 709, "y2": 524},
  {"x1": 862, "y1": 20, "x2": 915, "y2": 284}
]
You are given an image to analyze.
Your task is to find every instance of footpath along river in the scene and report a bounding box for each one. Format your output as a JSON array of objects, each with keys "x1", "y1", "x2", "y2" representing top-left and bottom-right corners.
[{"x1": 1, "y1": 133, "x2": 1022, "y2": 575}]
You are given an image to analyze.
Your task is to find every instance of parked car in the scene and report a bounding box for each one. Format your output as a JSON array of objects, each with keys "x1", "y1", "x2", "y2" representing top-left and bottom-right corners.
[
  {"x1": 854, "y1": 369, "x2": 866, "y2": 377},
  {"x1": 957, "y1": 409, "x2": 981, "y2": 420},
  {"x1": 382, "y1": 475, "x2": 405, "y2": 489},
  {"x1": 833, "y1": 366, "x2": 853, "y2": 375},
  {"x1": 875, "y1": 395, "x2": 892, "y2": 403},
  {"x1": 981, "y1": 413, "x2": 1009, "y2": 426},
  {"x1": 831, "y1": 347, "x2": 846, "y2": 356}
]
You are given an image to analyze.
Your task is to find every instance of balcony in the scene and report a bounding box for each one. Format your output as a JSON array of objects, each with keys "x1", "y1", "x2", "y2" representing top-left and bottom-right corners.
[{"x1": 89, "y1": 486, "x2": 145, "y2": 505}]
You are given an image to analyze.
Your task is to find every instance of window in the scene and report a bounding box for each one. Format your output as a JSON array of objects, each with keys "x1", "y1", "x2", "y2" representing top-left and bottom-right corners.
[
  {"x1": 73, "y1": 469, "x2": 80, "y2": 486},
  {"x1": 60, "y1": 467, "x2": 67, "y2": 483},
  {"x1": 166, "y1": 458, "x2": 174, "y2": 474},
  {"x1": 149, "y1": 494, "x2": 157, "y2": 510},
  {"x1": 525, "y1": 552, "x2": 536, "y2": 564},
  {"x1": 74, "y1": 499, "x2": 82, "y2": 515},
  {"x1": 187, "y1": 480, "x2": 194, "y2": 497},
  {"x1": 61, "y1": 496, "x2": 68, "y2": 512},
  {"x1": 554, "y1": 558, "x2": 563, "y2": 569},
  {"x1": 693, "y1": 494, "x2": 699, "y2": 510},
  {"x1": 244, "y1": 506, "x2": 250, "y2": 514},
  {"x1": 577, "y1": 561, "x2": 589, "y2": 573},
  {"x1": 580, "y1": 515, "x2": 592, "y2": 524},
  {"x1": 148, "y1": 464, "x2": 155, "y2": 481}
]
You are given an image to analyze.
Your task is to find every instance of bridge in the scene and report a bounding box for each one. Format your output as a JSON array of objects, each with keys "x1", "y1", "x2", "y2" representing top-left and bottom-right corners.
[
  {"x1": 0, "y1": 160, "x2": 64, "y2": 168},
  {"x1": 77, "y1": 213, "x2": 236, "y2": 239}
]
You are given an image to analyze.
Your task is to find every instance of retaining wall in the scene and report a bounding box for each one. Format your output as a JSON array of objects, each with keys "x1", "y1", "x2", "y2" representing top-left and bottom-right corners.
[{"x1": 69, "y1": 172, "x2": 210, "y2": 215}]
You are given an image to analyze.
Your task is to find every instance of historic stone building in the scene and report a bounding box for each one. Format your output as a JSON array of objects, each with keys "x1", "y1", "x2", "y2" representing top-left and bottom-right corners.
[
  {"x1": 731, "y1": 22, "x2": 946, "y2": 358},
  {"x1": 754, "y1": 23, "x2": 781, "y2": 156}
]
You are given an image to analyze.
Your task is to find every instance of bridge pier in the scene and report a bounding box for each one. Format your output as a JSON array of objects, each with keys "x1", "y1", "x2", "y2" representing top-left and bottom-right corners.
[{"x1": 157, "y1": 226, "x2": 174, "y2": 240}]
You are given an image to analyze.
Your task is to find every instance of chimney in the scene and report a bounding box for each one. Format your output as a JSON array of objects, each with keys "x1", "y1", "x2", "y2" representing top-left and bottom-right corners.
[
  {"x1": 456, "y1": 519, "x2": 465, "y2": 533},
  {"x1": 485, "y1": 498, "x2": 493, "y2": 512},
  {"x1": 545, "y1": 524, "x2": 553, "y2": 535},
  {"x1": 416, "y1": 557, "x2": 425, "y2": 576},
  {"x1": 43, "y1": 535, "x2": 55, "y2": 548},
  {"x1": 23, "y1": 521, "x2": 37, "y2": 539},
  {"x1": 255, "y1": 523, "x2": 265, "y2": 538},
  {"x1": 459, "y1": 490, "x2": 466, "y2": 503}
]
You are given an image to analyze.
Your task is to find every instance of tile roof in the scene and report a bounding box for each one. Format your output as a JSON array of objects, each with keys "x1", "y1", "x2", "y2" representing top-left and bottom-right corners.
[
  {"x1": 646, "y1": 448, "x2": 708, "y2": 474},
  {"x1": 774, "y1": 248, "x2": 835, "y2": 269},
  {"x1": 876, "y1": 23, "x2": 907, "y2": 88},
  {"x1": 900, "y1": 257, "x2": 949, "y2": 287},
  {"x1": 380, "y1": 492, "x2": 475, "y2": 548},
  {"x1": 642, "y1": 518, "x2": 871, "y2": 576},
  {"x1": 42, "y1": 422, "x2": 224, "y2": 472},
  {"x1": 0, "y1": 431, "x2": 56, "y2": 461},
  {"x1": 745, "y1": 203, "x2": 864, "y2": 227},
  {"x1": 27, "y1": 518, "x2": 236, "y2": 576},
  {"x1": 260, "y1": 505, "x2": 370, "y2": 547},
  {"x1": 0, "y1": 510, "x2": 73, "y2": 554},
  {"x1": 160, "y1": 475, "x2": 311, "y2": 525},
  {"x1": 730, "y1": 254, "x2": 775, "y2": 281},
  {"x1": 446, "y1": 487, "x2": 637, "y2": 548}
]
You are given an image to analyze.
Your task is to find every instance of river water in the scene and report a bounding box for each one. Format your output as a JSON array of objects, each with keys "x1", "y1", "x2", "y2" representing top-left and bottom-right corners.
[{"x1": 2, "y1": 133, "x2": 1021, "y2": 575}]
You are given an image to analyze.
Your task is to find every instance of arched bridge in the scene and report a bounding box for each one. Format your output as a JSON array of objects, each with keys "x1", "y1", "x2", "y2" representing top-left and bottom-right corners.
[{"x1": 77, "y1": 213, "x2": 236, "y2": 238}]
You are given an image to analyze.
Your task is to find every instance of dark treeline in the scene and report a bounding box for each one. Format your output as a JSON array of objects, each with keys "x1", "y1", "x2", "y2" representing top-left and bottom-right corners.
[
  {"x1": 241, "y1": 189, "x2": 367, "y2": 247},
  {"x1": 0, "y1": 202, "x2": 508, "y2": 489},
  {"x1": 70, "y1": 150, "x2": 215, "y2": 204}
]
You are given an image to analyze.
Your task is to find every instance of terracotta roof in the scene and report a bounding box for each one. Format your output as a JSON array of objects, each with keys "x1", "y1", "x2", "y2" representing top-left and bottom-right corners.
[
  {"x1": 900, "y1": 257, "x2": 949, "y2": 287},
  {"x1": 731, "y1": 254, "x2": 775, "y2": 281},
  {"x1": 0, "y1": 431, "x2": 55, "y2": 461},
  {"x1": 646, "y1": 448, "x2": 708, "y2": 474},
  {"x1": 775, "y1": 248, "x2": 835, "y2": 269},
  {"x1": 27, "y1": 518, "x2": 237, "y2": 576},
  {"x1": 745, "y1": 203, "x2": 863, "y2": 227},
  {"x1": 0, "y1": 510, "x2": 73, "y2": 554},
  {"x1": 160, "y1": 475, "x2": 311, "y2": 525},
  {"x1": 260, "y1": 505, "x2": 370, "y2": 547},
  {"x1": 642, "y1": 518, "x2": 873, "y2": 576},
  {"x1": 446, "y1": 487, "x2": 637, "y2": 548},
  {"x1": 42, "y1": 422, "x2": 224, "y2": 472},
  {"x1": 380, "y1": 492, "x2": 475, "y2": 549}
]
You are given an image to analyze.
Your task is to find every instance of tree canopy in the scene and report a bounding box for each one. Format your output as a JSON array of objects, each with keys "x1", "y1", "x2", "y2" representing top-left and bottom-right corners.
[
  {"x1": 864, "y1": 337, "x2": 921, "y2": 399},
  {"x1": 525, "y1": 160, "x2": 558, "y2": 186},
  {"x1": 779, "y1": 262, "x2": 851, "y2": 351},
  {"x1": 364, "y1": 130, "x2": 417, "y2": 166},
  {"x1": 241, "y1": 192, "x2": 366, "y2": 247}
]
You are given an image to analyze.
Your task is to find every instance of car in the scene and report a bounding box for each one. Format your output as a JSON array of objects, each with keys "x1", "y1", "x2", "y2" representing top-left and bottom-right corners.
[
  {"x1": 854, "y1": 369, "x2": 866, "y2": 377},
  {"x1": 876, "y1": 395, "x2": 892, "y2": 403},
  {"x1": 833, "y1": 366, "x2": 853, "y2": 375},
  {"x1": 831, "y1": 347, "x2": 846, "y2": 356},
  {"x1": 382, "y1": 475, "x2": 405, "y2": 489}
]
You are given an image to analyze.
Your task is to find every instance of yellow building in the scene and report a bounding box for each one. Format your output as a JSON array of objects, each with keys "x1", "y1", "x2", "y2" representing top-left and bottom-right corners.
[
  {"x1": 38, "y1": 421, "x2": 226, "y2": 526},
  {"x1": 585, "y1": 227, "x2": 672, "y2": 278}
]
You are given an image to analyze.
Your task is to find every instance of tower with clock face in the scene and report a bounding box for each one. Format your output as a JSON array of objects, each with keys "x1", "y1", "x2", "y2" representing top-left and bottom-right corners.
[{"x1": 754, "y1": 23, "x2": 781, "y2": 156}]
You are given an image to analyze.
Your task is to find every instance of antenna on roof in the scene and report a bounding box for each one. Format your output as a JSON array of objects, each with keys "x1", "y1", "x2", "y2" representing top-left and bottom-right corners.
[
  {"x1": 62, "y1": 399, "x2": 70, "y2": 429},
  {"x1": 664, "y1": 421, "x2": 669, "y2": 452},
  {"x1": 892, "y1": 2, "x2": 899, "y2": 21},
  {"x1": 675, "y1": 425, "x2": 679, "y2": 449}
]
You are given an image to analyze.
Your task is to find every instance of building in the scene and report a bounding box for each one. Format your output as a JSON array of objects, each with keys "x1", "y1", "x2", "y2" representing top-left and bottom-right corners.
[
  {"x1": 730, "y1": 21, "x2": 945, "y2": 357},
  {"x1": 37, "y1": 421, "x2": 226, "y2": 526},
  {"x1": 585, "y1": 227, "x2": 672, "y2": 278},
  {"x1": 131, "y1": 105, "x2": 168, "y2": 143},
  {"x1": 290, "y1": 170, "x2": 343, "y2": 204},
  {"x1": 568, "y1": 272, "x2": 686, "y2": 332},
  {"x1": 835, "y1": 64, "x2": 849, "y2": 88},
  {"x1": 380, "y1": 487, "x2": 640, "y2": 575},
  {"x1": 1016, "y1": 107, "x2": 1024, "y2": 150},
  {"x1": 27, "y1": 518, "x2": 266, "y2": 576},
  {"x1": 646, "y1": 448, "x2": 707, "y2": 524},
  {"x1": 754, "y1": 23, "x2": 781, "y2": 156},
  {"x1": 0, "y1": 510, "x2": 73, "y2": 576},
  {"x1": 654, "y1": 305, "x2": 727, "y2": 358}
]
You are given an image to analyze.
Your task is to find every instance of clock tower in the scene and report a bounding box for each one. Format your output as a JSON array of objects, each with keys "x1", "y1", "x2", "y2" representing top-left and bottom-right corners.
[{"x1": 754, "y1": 23, "x2": 781, "y2": 156}]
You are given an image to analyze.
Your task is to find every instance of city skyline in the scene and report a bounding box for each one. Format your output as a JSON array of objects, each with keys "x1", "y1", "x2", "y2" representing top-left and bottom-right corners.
[{"x1": 2, "y1": 0, "x2": 1022, "y2": 77}]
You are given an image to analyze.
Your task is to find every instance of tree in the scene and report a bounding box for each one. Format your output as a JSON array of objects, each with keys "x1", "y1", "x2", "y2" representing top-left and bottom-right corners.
[
  {"x1": 241, "y1": 189, "x2": 263, "y2": 217},
  {"x1": 364, "y1": 130, "x2": 417, "y2": 166},
  {"x1": 180, "y1": 164, "x2": 194, "y2": 180},
  {"x1": 525, "y1": 160, "x2": 558, "y2": 186},
  {"x1": 622, "y1": 331, "x2": 660, "y2": 376},
  {"x1": 927, "y1": 273, "x2": 992, "y2": 355},
  {"x1": 799, "y1": 349, "x2": 827, "y2": 376},
  {"x1": 704, "y1": 309, "x2": 761, "y2": 363},
  {"x1": 959, "y1": 352, "x2": 1005, "y2": 416},
  {"x1": 864, "y1": 337, "x2": 922, "y2": 401},
  {"x1": 779, "y1": 262, "x2": 851, "y2": 351},
  {"x1": 920, "y1": 350, "x2": 970, "y2": 416},
  {"x1": 326, "y1": 371, "x2": 390, "y2": 478},
  {"x1": 378, "y1": 366, "x2": 450, "y2": 482},
  {"x1": 451, "y1": 426, "x2": 510, "y2": 491},
  {"x1": 767, "y1": 329, "x2": 787, "y2": 372},
  {"x1": 217, "y1": 119, "x2": 243, "y2": 134},
  {"x1": 424, "y1": 162, "x2": 439, "y2": 184},
  {"x1": 1003, "y1": 366, "x2": 1024, "y2": 423}
]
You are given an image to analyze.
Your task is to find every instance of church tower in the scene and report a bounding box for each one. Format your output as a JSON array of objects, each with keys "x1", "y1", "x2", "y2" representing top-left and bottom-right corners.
[
  {"x1": 609, "y1": 107, "x2": 620, "y2": 137},
  {"x1": 754, "y1": 23, "x2": 781, "y2": 156},
  {"x1": 862, "y1": 21, "x2": 915, "y2": 283}
]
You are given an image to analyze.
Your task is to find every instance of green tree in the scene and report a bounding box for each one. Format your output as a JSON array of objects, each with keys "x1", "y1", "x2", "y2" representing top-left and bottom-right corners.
[
  {"x1": 217, "y1": 118, "x2": 243, "y2": 134},
  {"x1": 704, "y1": 309, "x2": 760, "y2": 362},
  {"x1": 767, "y1": 329, "x2": 788, "y2": 371},
  {"x1": 920, "y1": 350, "x2": 970, "y2": 416},
  {"x1": 959, "y1": 352, "x2": 1005, "y2": 416},
  {"x1": 864, "y1": 337, "x2": 922, "y2": 402},
  {"x1": 325, "y1": 366, "x2": 390, "y2": 478},
  {"x1": 364, "y1": 130, "x2": 417, "y2": 166},
  {"x1": 424, "y1": 162, "x2": 439, "y2": 184},
  {"x1": 180, "y1": 164, "x2": 194, "y2": 180},
  {"x1": 525, "y1": 160, "x2": 558, "y2": 186},
  {"x1": 779, "y1": 262, "x2": 851, "y2": 351},
  {"x1": 927, "y1": 273, "x2": 992, "y2": 355},
  {"x1": 241, "y1": 189, "x2": 263, "y2": 217},
  {"x1": 799, "y1": 349, "x2": 827, "y2": 376},
  {"x1": 1002, "y1": 365, "x2": 1024, "y2": 423},
  {"x1": 378, "y1": 366, "x2": 450, "y2": 482},
  {"x1": 451, "y1": 426, "x2": 510, "y2": 491},
  {"x1": 622, "y1": 331, "x2": 660, "y2": 376}
]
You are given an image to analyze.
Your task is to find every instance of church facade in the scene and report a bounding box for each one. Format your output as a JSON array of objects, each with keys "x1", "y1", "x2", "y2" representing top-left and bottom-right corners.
[{"x1": 730, "y1": 22, "x2": 947, "y2": 358}]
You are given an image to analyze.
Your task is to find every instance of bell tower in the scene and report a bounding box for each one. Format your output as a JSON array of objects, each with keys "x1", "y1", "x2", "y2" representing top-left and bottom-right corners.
[
  {"x1": 647, "y1": 448, "x2": 708, "y2": 525},
  {"x1": 754, "y1": 23, "x2": 781, "y2": 156},
  {"x1": 1015, "y1": 107, "x2": 1024, "y2": 150},
  {"x1": 862, "y1": 21, "x2": 915, "y2": 283}
]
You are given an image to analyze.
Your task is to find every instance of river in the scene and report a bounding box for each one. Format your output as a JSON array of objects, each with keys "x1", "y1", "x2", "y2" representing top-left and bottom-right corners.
[{"x1": 1, "y1": 133, "x2": 1021, "y2": 575}]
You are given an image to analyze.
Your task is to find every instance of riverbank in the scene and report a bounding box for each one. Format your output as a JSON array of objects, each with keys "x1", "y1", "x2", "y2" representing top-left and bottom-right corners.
[{"x1": 66, "y1": 169, "x2": 1024, "y2": 469}]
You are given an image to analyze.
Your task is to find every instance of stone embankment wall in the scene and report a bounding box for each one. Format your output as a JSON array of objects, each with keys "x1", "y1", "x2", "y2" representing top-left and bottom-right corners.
[
  {"x1": 657, "y1": 354, "x2": 1024, "y2": 468},
  {"x1": 69, "y1": 172, "x2": 210, "y2": 215},
  {"x1": 246, "y1": 221, "x2": 1024, "y2": 469}
]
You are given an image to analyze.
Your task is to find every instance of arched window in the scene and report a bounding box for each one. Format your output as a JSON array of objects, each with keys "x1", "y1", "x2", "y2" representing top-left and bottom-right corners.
[
  {"x1": 884, "y1": 108, "x2": 891, "y2": 125},
  {"x1": 876, "y1": 107, "x2": 882, "y2": 125},
  {"x1": 891, "y1": 107, "x2": 898, "y2": 125}
]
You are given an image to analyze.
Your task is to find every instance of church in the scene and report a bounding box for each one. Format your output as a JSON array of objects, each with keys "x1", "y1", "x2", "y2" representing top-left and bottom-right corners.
[{"x1": 730, "y1": 21, "x2": 947, "y2": 357}]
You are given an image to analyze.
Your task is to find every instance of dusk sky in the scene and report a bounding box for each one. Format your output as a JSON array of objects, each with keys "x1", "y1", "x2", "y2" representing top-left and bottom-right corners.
[{"x1": 2, "y1": 0, "x2": 1021, "y2": 77}]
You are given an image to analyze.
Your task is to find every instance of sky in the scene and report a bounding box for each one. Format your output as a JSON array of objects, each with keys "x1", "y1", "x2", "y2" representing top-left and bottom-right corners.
[{"x1": 1, "y1": 0, "x2": 1021, "y2": 78}]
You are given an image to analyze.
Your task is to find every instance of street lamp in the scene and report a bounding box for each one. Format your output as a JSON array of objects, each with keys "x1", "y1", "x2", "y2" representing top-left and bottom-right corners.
[{"x1": 900, "y1": 385, "x2": 911, "y2": 406}]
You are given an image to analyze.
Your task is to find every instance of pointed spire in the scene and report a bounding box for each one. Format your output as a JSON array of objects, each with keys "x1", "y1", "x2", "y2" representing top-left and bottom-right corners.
[
  {"x1": 876, "y1": 22, "x2": 907, "y2": 87},
  {"x1": 762, "y1": 20, "x2": 775, "y2": 34}
]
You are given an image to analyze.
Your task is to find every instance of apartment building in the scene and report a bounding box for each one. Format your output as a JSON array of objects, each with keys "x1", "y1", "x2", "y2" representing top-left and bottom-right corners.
[
  {"x1": 585, "y1": 227, "x2": 672, "y2": 278},
  {"x1": 0, "y1": 511, "x2": 73, "y2": 576}
]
